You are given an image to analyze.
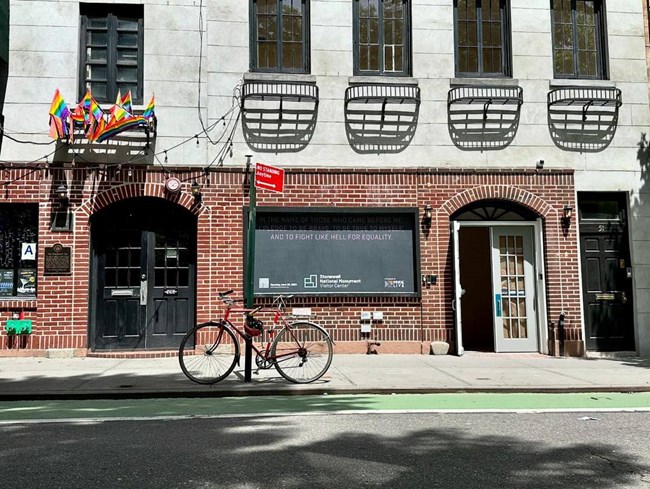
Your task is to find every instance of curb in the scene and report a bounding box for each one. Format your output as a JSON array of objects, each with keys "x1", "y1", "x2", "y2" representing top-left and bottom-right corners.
[{"x1": 2, "y1": 385, "x2": 650, "y2": 402}]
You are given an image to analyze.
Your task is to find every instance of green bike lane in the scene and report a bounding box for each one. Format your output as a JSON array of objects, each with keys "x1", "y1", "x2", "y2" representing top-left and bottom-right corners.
[{"x1": 1, "y1": 392, "x2": 649, "y2": 423}]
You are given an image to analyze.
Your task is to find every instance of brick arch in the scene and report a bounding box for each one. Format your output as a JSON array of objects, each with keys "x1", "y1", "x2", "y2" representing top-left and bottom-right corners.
[
  {"x1": 77, "y1": 183, "x2": 201, "y2": 218},
  {"x1": 441, "y1": 185, "x2": 554, "y2": 218}
]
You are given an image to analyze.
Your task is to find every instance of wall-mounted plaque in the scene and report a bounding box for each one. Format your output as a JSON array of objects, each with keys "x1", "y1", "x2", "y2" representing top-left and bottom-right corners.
[{"x1": 44, "y1": 243, "x2": 72, "y2": 275}]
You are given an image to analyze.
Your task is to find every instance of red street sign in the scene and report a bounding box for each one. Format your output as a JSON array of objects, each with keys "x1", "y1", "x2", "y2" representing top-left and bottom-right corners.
[{"x1": 255, "y1": 162, "x2": 285, "y2": 193}]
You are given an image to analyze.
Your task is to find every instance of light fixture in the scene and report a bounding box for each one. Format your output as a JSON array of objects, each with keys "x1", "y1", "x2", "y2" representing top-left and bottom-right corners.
[
  {"x1": 423, "y1": 204, "x2": 433, "y2": 225},
  {"x1": 562, "y1": 204, "x2": 573, "y2": 223},
  {"x1": 536, "y1": 159, "x2": 544, "y2": 170},
  {"x1": 191, "y1": 181, "x2": 201, "y2": 203},
  {"x1": 56, "y1": 183, "x2": 68, "y2": 201}
]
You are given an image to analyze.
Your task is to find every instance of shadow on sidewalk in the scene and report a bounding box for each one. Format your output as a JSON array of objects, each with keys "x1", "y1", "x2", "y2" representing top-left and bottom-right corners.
[{"x1": 0, "y1": 368, "x2": 337, "y2": 401}]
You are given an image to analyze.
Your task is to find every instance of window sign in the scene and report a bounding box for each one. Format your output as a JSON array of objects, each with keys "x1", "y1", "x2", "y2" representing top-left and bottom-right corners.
[
  {"x1": 16, "y1": 269, "x2": 36, "y2": 296},
  {"x1": 253, "y1": 209, "x2": 419, "y2": 296},
  {"x1": 0, "y1": 269, "x2": 13, "y2": 297},
  {"x1": 21, "y1": 243, "x2": 36, "y2": 261},
  {"x1": 0, "y1": 204, "x2": 38, "y2": 297}
]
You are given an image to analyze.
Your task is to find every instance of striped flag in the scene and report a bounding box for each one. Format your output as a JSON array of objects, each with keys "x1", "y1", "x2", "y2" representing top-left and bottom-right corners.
[
  {"x1": 49, "y1": 89, "x2": 71, "y2": 120},
  {"x1": 143, "y1": 95, "x2": 155, "y2": 119},
  {"x1": 120, "y1": 90, "x2": 133, "y2": 114}
]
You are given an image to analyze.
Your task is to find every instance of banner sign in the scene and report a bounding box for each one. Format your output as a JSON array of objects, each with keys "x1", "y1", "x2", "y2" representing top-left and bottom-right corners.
[{"x1": 253, "y1": 210, "x2": 419, "y2": 295}]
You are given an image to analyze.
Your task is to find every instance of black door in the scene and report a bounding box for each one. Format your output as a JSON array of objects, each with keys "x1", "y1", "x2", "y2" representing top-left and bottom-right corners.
[
  {"x1": 91, "y1": 198, "x2": 196, "y2": 350},
  {"x1": 579, "y1": 193, "x2": 634, "y2": 351}
]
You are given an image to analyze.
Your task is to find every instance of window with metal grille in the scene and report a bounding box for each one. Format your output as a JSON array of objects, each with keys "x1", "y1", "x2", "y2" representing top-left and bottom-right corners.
[
  {"x1": 0, "y1": 205, "x2": 38, "y2": 297},
  {"x1": 250, "y1": 0, "x2": 310, "y2": 73},
  {"x1": 79, "y1": 4, "x2": 144, "y2": 104},
  {"x1": 551, "y1": 0, "x2": 608, "y2": 79},
  {"x1": 454, "y1": 0, "x2": 512, "y2": 77},
  {"x1": 353, "y1": 0, "x2": 411, "y2": 76}
]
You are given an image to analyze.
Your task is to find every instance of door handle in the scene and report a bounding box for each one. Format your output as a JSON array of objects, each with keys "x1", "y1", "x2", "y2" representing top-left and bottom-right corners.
[
  {"x1": 140, "y1": 279, "x2": 147, "y2": 306},
  {"x1": 621, "y1": 291, "x2": 627, "y2": 304},
  {"x1": 452, "y1": 288, "x2": 465, "y2": 311}
]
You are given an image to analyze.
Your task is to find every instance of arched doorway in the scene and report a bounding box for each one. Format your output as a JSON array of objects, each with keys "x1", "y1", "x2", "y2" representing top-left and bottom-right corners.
[
  {"x1": 450, "y1": 200, "x2": 547, "y2": 354},
  {"x1": 89, "y1": 197, "x2": 197, "y2": 350}
]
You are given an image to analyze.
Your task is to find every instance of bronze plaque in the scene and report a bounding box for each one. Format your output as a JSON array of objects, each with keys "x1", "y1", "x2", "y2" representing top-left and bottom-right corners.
[{"x1": 44, "y1": 243, "x2": 71, "y2": 275}]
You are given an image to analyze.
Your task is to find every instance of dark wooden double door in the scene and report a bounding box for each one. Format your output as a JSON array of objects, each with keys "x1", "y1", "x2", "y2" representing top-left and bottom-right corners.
[
  {"x1": 91, "y1": 198, "x2": 196, "y2": 350},
  {"x1": 579, "y1": 193, "x2": 634, "y2": 351}
]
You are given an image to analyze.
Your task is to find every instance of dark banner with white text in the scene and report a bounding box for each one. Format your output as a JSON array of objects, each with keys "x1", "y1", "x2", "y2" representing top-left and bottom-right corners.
[{"x1": 253, "y1": 209, "x2": 419, "y2": 295}]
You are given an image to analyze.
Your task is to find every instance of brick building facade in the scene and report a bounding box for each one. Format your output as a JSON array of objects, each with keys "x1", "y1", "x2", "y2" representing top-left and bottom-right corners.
[
  {"x1": 0, "y1": 163, "x2": 581, "y2": 356},
  {"x1": 1, "y1": 0, "x2": 649, "y2": 357}
]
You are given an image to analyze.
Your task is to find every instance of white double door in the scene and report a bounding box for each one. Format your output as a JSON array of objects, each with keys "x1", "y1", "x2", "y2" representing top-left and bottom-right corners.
[{"x1": 452, "y1": 222, "x2": 543, "y2": 354}]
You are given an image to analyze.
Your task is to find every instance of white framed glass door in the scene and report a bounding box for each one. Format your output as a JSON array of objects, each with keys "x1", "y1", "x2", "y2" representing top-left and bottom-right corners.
[
  {"x1": 491, "y1": 226, "x2": 538, "y2": 352},
  {"x1": 451, "y1": 220, "x2": 464, "y2": 356}
]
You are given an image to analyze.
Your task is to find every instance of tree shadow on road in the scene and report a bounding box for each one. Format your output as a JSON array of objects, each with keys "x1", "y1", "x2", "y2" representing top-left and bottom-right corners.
[{"x1": 1, "y1": 413, "x2": 648, "y2": 488}]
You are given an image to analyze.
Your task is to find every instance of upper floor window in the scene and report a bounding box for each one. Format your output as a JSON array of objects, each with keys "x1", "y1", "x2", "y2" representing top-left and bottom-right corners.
[
  {"x1": 79, "y1": 4, "x2": 144, "y2": 104},
  {"x1": 353, "y1": 0, "x2": 411, "y2": 76},
  {"x1": 551, "y1": 0, "x2": 607, "y2": 79},
  {"x1": 454, "y1": 0, "x2": 512, "y2": 77},
  {"x1": 0, "y1": 205, "x2": 37, "y2": 298},
  {"x1": 250, "y1": 0, "x2": 310, "y2": 73}
]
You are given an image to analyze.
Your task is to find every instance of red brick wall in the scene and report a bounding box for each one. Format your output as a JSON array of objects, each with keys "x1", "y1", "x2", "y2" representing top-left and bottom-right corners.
[{"x1": 0, "y1": 165, "x2": 580, "y2": 356}]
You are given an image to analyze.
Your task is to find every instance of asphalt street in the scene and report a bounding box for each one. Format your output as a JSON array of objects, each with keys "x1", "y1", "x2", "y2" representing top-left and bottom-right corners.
[{"x1": 1, "y1": 411, "x2": 648, "y2": 488}]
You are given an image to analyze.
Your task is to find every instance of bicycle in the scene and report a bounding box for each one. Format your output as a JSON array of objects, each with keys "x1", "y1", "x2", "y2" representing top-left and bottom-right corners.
[{"x1": 178, "y1": 290, "x2": 334, "y2": 384}]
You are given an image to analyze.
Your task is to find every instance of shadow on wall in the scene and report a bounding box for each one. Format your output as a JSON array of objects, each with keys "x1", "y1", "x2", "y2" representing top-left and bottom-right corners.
[
  {"x1": 241, "y1": 80, "x2": 319, "y2": 154},
  {"x1": 547, "y1": 87, "x2": 622, "y2": 153},
  {"x1": 344, "y1": 84, "x2": 421, "y2": 154},
  {"x1": 633, "y1": 134, "x2": 650, "y2": 230},
  {"x1": 447, "y1": 85, "x2": 523, "y2": 151}
]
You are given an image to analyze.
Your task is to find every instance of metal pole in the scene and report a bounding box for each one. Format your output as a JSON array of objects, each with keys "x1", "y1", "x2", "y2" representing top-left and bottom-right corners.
[{"x1": 244, "y1": 155, "x2": 255, "y2": 382}]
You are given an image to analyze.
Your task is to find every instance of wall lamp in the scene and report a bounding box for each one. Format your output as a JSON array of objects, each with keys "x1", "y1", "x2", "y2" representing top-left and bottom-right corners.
[
  {"x1": 562, "y1": 204, "x2": 573, "y2": 223},
  {"x1": 56, "y1": 183, "x2": 68, "y2": 202},
  {"x1": 536, "y1": 159, "x2": 544, "y2": 170},
  {"x1": 191, "y1": 180, "x2": 202, "y2": 202},
  {"x1": 423, "y1": 204, "x2": 433, "y2": 225}
]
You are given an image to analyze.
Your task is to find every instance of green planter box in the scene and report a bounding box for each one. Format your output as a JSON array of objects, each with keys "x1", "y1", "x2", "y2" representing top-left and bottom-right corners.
[{"x1": 5, "y1": 320, "x2": 32, "y2": 335}]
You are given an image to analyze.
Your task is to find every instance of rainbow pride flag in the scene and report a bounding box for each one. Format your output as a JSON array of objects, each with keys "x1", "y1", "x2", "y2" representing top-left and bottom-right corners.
[
  {"x1": 89, "y1": 117, "x2": 107, "y2": 142},
  {"x1": 90, "y1": 98, "x2": 104, "y2": 122},
  {"x1": 81, "y1": 89, "x2": 92, "y2": 110},
  {"x1": 49, "y1": 89, "x2": 71, "y2": 122},
  {"x1": 109, "y1": 104, "x2": 129, "y2": 123},
  {"x1": 95, "y1": 115, "x2": 148, "y2": 143},
  {"x1": 143, "y1": 95, "x2": 155, "y2": 118},
  {"x1": 48, "y1": 115, "x2": 67, "y2": 139},
  {"x1": 70, "y1": 102, "x2": 86, "y2": 123},
  {"x1": 120, "y1": 91, "x2": 133, "y2": 114}
]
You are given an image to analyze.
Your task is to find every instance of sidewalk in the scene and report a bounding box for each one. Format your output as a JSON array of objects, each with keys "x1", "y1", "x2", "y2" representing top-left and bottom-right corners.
[{"x1": 0, "y1": 353, "x2": 649, "y2": 400}]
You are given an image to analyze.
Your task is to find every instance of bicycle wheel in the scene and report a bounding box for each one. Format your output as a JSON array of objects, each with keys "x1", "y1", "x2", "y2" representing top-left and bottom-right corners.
[
  {"x1": 271, "y1": 321, "x2": 333, "y2": 383},
  {"x1": 179, "y1": 321, "x2": 239, "y2": 384}
]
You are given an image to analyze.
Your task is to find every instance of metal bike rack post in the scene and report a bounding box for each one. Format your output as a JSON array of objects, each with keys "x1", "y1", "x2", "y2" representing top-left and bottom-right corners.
[{"x1": 244, "y1": 155, "x2": 256, "y2": 382}]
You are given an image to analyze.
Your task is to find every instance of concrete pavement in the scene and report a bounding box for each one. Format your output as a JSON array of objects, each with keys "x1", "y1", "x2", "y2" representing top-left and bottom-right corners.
[{"x1": 0, "y1": 352, "x2": 649, "y2": 400}]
